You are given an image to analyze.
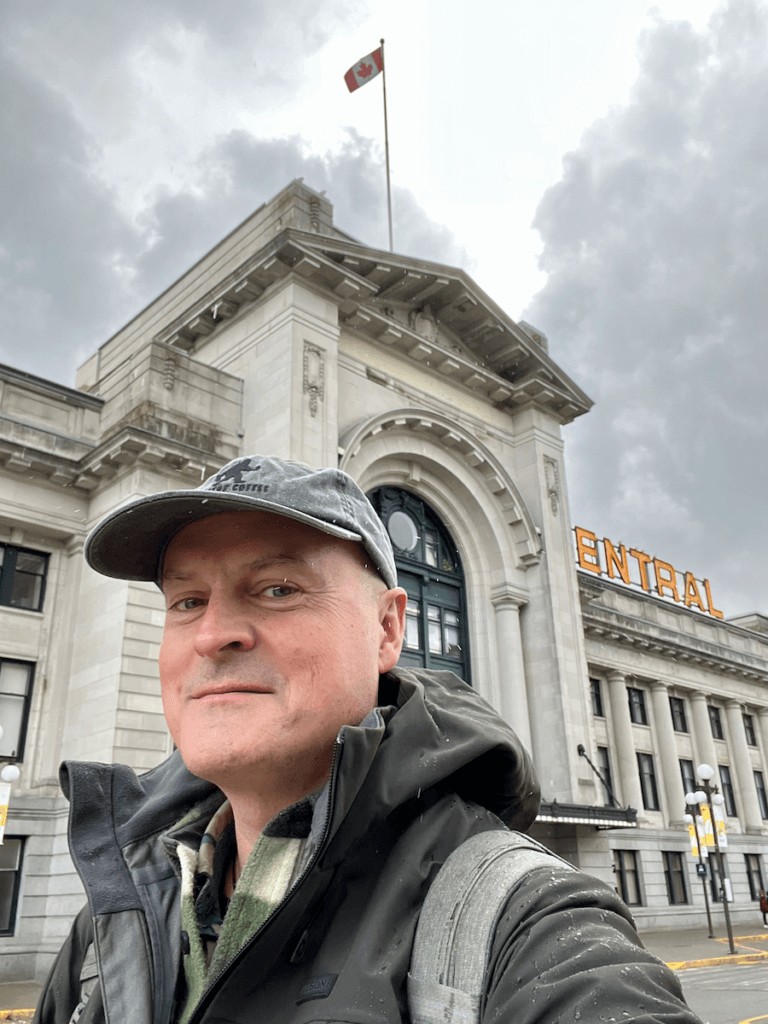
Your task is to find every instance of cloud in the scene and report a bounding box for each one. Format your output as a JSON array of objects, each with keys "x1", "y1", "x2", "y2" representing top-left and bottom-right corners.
[
  {"x1": 524, "y1": 0, "x2": 768, "y2": 615},
  {"x1": 135, "y1": 127, "x2": 468, "y2": 312},
  {"x1": 0, "y1": 0, "x2": 465, "y2": 386},
  {"x1": 0, "y1": 50, "x2": 139, "y2": 381}
]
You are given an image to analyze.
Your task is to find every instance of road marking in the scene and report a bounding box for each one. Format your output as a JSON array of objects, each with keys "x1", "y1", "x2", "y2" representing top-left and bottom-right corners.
[
  {"x1": 739, "y1": 1016, "x2": 768, "y2": 1023},
  {"x1": 668, "y1": 952, "x2": 768, "y2": 971}
]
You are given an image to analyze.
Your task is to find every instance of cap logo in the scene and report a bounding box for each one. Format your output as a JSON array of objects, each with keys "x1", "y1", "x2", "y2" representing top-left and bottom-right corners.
[{"x1": 208, "y1": 461, "x2": 270, "y2": 494}]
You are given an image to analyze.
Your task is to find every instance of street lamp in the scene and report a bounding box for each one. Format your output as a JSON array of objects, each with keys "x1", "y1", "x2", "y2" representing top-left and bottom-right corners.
[
  {"x1": 0, "y1": 723, "x2": 21, "y2": 844},
  {"x1": 692, "y1": 763, "x2": 736, "y2": 955},
  {"x1": 683, "y1": 794, "x2": 714, "y2": 938}
]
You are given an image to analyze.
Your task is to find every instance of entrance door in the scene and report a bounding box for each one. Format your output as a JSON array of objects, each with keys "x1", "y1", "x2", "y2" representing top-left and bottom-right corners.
[{"x1": 368, "y1": 487, "x2": 470, "y2": 683}]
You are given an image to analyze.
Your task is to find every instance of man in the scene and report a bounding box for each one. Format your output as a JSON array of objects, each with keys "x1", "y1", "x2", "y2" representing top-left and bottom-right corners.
[{"x1": 35, "y1": 455, "x2": 701, "y2": 1024}]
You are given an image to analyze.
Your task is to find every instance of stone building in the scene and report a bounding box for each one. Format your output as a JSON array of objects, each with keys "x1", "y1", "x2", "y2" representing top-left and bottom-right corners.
[{"x1": 0, "y1": 180, "x2": 766, "y2": 980}]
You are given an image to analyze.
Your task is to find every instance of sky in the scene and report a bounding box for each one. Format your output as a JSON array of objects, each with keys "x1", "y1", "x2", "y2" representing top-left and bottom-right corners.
[{"x1": 1, "y1": 0, "x2": 765, "y2": 617}]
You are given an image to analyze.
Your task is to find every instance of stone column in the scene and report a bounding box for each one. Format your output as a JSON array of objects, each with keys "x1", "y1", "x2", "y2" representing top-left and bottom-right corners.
[
  {"x1": 689, "y1": 690, "x2": 718, "y2": 772},
  {"x1": 605, "y1": 670, "x2": 643, "y2": 813},
  {"x1": 491, "y1": 587, "x2": 532, "y2": 753},
  {"x1": 649, "y1": 681, "x2": 685, "y2": 824},
  {"x1": 724, "y1": 699, "x2": 763, "y2": 832}
]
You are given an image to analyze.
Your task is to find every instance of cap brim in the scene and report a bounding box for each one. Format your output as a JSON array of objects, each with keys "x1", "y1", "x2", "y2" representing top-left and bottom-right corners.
[{"x1": 84, "y1": 490, "x2": 363, "y2": 581}]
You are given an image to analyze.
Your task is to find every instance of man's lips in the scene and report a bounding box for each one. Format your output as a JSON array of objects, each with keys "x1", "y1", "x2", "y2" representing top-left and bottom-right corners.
[{"x1": 192, "y1": 684, "x2": 273, "y2": 700}]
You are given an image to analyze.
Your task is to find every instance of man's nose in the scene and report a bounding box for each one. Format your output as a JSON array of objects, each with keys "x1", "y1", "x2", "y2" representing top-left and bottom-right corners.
[{"x1": 193, "y1": 594, "x2": 256, "y2": 657}]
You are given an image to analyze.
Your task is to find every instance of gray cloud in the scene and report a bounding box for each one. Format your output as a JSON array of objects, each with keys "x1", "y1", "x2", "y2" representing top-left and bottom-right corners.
[
  {"x1": 0, "y1": 49, "x2": 139, "y2": 380},
  {"x1": 0, "y1": 1, "x2": 465, "y2": 386},
  {"x1": 524, "y1": 0, "x2": 768, "y2": 615},
  {"x1": 131, "y1": 128, "x2": 469, "y2": 325}
]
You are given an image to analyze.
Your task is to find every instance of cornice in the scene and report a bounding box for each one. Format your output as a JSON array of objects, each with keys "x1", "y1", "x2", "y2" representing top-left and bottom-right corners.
[
  {"x1": 582, "y1": 603, "x2": 768, "y2": 684},
  {"x1": 0, "y1": 425, "x2": 233, "y2": 493},
  {"x1": 150, "y1": 228, "x2": 592, "y2": 426},
  {"x1": 0, "y1": 362, "x2": 103, "y2": 410}
]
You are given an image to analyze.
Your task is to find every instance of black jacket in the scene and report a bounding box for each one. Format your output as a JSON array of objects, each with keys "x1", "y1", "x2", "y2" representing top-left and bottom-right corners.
[{"x1": 34, "y1": 668, "x2": 699, "y2": 1024}]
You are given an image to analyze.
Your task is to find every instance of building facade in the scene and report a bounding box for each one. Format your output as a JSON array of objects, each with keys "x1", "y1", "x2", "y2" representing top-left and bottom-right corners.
[{"x1": 0, "y1": 180, "x2": 766, "y2": 980}]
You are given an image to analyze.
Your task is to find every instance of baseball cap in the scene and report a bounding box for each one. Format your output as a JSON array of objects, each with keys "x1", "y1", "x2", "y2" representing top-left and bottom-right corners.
[{"x1": 84, "y1": 455, "x2": 397, "y2": 588}]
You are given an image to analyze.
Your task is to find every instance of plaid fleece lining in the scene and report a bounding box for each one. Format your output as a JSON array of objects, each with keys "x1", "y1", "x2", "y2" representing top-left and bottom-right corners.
[{"x1": 176, "y1": 798, "x2": 313, "y2": 1024}]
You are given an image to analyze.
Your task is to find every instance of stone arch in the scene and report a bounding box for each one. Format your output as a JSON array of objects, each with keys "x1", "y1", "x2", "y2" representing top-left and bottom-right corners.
[
  {"x1": 339, "y1": 409, "x2": 541, "y2": 715},
  {"x1": 340, "y1": 409, "x2": 541, "y2": 572}
]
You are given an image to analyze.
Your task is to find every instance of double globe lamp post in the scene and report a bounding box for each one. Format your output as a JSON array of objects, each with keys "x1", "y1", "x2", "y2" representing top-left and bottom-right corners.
[{"x1": 685, "y1": 762, "x2": 736, "y2": 955}]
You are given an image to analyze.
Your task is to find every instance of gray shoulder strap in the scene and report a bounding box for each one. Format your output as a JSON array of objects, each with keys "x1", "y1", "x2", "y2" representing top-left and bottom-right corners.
[{"x1": 408, "y1": 830, "x2": 573, "y2": 1024}]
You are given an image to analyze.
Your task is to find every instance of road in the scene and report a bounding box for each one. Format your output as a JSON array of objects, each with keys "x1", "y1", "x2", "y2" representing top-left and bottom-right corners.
[{"x1": 678, "y1": 962, "x2": 768, "y2": 1024}]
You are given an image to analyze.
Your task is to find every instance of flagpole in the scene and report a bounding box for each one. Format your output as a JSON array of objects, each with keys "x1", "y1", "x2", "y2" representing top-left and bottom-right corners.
[{"x1": 380, "y1": 37, "x2": 394, "y2": 251}]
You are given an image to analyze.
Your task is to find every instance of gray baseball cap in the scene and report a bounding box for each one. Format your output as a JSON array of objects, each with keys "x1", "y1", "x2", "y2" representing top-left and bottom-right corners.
[{"x1": 84, "y1": 455, "x2": 397, "y2": 588}]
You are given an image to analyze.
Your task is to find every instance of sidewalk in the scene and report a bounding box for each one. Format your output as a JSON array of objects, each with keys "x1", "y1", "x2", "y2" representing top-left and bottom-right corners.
[
  {"x1": 0, "y1": 978, "x2": 40, "y2": 1020},
  {"x1": 1, "y1": 928, "x2": 767, "y2": 1015},
  {"x1": 642, "y1": 925, "x2": 768, "y2": 969}
]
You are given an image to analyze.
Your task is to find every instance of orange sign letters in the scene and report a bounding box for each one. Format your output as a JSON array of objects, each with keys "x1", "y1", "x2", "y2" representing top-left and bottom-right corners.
[{"x1": 574, "y1": 527, "x2": 723, "y2": 619}]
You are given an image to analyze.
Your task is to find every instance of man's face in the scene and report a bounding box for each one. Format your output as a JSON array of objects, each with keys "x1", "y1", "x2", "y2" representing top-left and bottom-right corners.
[{"x1": 159, "y1": 510, "x2": 405, "y2": 797}]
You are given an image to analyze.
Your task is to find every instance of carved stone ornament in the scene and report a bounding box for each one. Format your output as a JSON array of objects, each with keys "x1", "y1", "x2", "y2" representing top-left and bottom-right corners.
[
  {"x1": 409, "y1": 303, "x2": 439, "y2": 342},
  {"x1": 303, "y1": 343, "x2": 325, "y2": 417},
  {"x1": 544, "y1": 456, "x2": 560, "y2": 515}
]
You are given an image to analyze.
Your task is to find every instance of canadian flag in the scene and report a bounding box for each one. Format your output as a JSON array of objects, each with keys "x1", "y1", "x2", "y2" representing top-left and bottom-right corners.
[{"x1": 344, "y1": 47, "x2": 384, "y2": 92}]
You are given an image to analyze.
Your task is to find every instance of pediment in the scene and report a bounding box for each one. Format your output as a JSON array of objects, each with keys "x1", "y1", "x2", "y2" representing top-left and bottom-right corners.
[{"x1": 154, "y1": 227, "x2": 592, "y2": 425}]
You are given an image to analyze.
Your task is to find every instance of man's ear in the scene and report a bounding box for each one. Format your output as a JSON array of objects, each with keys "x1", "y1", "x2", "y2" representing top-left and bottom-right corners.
[{"x1": 378, "y1": 587, "x2": 407, "y2": 673}]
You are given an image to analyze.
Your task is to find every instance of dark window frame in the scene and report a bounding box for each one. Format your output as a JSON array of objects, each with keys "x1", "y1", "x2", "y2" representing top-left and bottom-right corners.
[
  {"x1": 0, "y1": 836, "x2": 25, "y2": 936},
  {"x1": 719, "y1": 764, "x2": 738, "y2": 817},
  {"x1": 662, "y1": 850, "x2": 689, "y2": 905},
  {"x1": 0, "y1": 658, "x2": 35, "y2": 761},
  {"x1": 708, "y1": 705, "x2": 724, "y2": 740},
  {"x1": 590, "y1": 677, "x2": 604, "y2": 718},
  {"x1": 596, "y1": 745, "x2": 614, "y2": 807},
  {"x1": 613, "y1": 849, "x2": 643, "y2": 906},
  {"x1": 744, "y1": 713, "x2": 758, "y2": 747},
  {"x1": 0, "y1": 544, "x2": 49, "y2": 612},
  {"x1": 627, "y1": 687, "x2": 648, "y2": 726},
  {"x1": 637, "y1": 751, "x2": 660, "y2": 811},
  {"x1": 669, "y1": 696, "x2": 688, "y2": 733},
  {"x1": 745, "y1": 853, "x2": 764, "y2": 901},
  {"x1": 679, "y1": 758, "x2": 696, "y2": 797},
  {"x1": 368, "y1": 487, "x2": 470, "y2": 682},
  {"x1": 755, "y1": 770, "x2": 768, "y2": 820}
]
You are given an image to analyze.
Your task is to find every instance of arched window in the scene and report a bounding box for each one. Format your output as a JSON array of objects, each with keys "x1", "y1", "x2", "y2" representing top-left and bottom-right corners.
[{"x1": 368, "y1": 487, "x2": 470, "y2": 683}]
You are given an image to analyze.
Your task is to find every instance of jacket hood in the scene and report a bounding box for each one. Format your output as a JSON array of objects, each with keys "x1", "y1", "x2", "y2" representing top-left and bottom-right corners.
[{"x1": 328, "y1": 668, "x2": 539, "y2": 843}]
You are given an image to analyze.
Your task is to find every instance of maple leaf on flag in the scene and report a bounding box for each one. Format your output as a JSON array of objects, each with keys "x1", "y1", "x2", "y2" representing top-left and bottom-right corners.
[{"x1": 344, "y1": 46, "x2": 384, "y2": 92}]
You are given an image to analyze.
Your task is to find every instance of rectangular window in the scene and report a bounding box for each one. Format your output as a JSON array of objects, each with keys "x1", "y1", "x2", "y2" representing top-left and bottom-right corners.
[
  {"x1": 719, "y1": 764, "x2": 738, "y2": 817},
  {"x1": 590, "y1": 677, "x2": 604, "y2": 718},
  {"x1": 680, "y1": 758, "x2": 696, "y2": 798},
  {"x1": 597, "y1": 745, "x2": 614, "y2": 806},
  {"x1": 669, "y1": 696, "x2": 688, "y2": 733},
  {"x1": 0, "y1": 837, "x2": 24, "y2": 935},
  {"x1": 708, "y1": 705, "x2": 724, "y2": 740},
  {"x1": 0, "y1": 660, "x2": 35, "y2": 761},
  {"x1": 637, "y1": 752, "x2": 660, "y2": 811},
  {"x1": 744, "y1": 713, "x2": 758, "y2": 747},
  {"x1": 627, "y1": 687, "x2": 648, "y2": 726},
  {"x1": 662, "y1": 851, "x2": 689, "y2": 905},
  {"x1": 613, "y1": 849, "x2": 643, "y2": 906},
  {"x1": 755, "y1": 771, "x2": 768, "y2": 820},
  {"x1": 426, "y1": 606, "x2": 462, "y2": 659},
  {"x1": 745, "y1": 853, "x2": 764, "y2": 901},
  {"x1": 0, "y1": 545, "x2": 49, "y2": 612},
  {"x1": 403, "y1": 599, "x2": 422, "y2": 652}
]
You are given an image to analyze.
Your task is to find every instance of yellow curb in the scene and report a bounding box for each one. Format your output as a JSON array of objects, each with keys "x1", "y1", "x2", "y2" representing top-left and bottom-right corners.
[
  {"x1": 0, "y1": 1012, "x2": 35, "y2": 1022},
  {"x1": 668, "y1": 951, "x2": 768, "y2": 970}
]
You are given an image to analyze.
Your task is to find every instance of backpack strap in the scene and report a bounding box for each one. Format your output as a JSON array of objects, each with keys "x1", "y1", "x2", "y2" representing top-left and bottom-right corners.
[{"x1": 408, "y1": 830, "x2": 574, "y2": 1024}]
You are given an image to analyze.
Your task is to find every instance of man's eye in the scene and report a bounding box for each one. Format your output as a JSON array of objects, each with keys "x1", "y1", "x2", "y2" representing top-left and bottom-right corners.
[
  {"x1": 263, "y1": 584, "x2": 298, "y2": 599},
  {"x1": 172, "y1": 597, "x2": 203, "y2": 611}
]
